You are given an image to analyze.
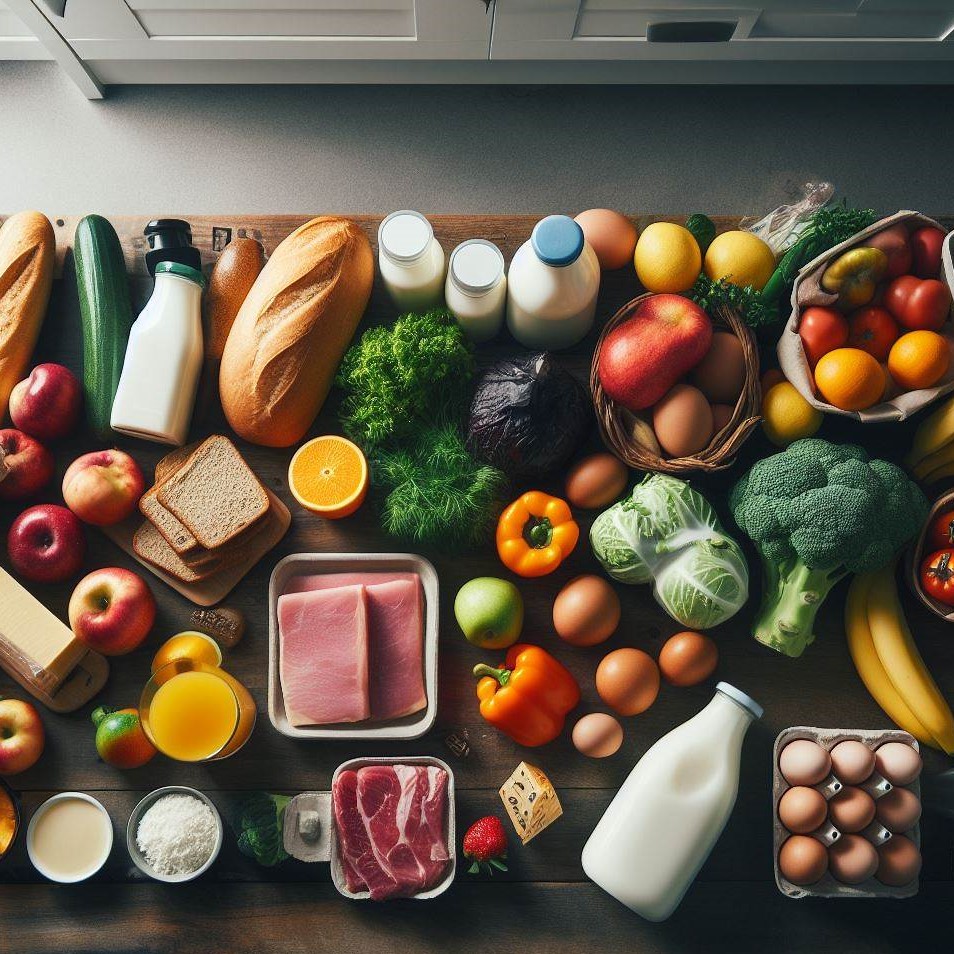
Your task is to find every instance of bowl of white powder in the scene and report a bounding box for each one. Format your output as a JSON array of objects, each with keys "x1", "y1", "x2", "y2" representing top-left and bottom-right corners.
[{"x1": 127, "y1": 786, "x2": 223, "y2": 883}]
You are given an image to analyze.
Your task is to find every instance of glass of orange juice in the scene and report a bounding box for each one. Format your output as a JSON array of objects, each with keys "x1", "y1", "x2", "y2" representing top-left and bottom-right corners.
[{"x1": 140, "y1": 659, "x2": 256, "y2": 762}]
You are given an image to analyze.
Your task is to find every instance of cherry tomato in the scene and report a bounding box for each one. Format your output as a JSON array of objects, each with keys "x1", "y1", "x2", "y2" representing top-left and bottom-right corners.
[
  {"x1": 910, "y1": 226, "x2": 946, "y2": 279},
  {"x1": 884, "y1": 276, "x2": 952, "y2": 331},
  {"x1": 799, "y1": 306, "x2": 849, "y2": 367},
  {"x1": 921, "y1": 549, "x2": 954, "y2": 606},
  {"x1": 928, "y1": 509, "x2": 954, "y2": 550},
  {"x1": 847, "y1": 306, "x2": 899, "y2": 361}
]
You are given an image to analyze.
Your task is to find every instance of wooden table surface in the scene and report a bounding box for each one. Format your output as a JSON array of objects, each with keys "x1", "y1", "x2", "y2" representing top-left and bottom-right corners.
[{"x1": 2, "y1": 213, "x2": 953, "y2": 954}]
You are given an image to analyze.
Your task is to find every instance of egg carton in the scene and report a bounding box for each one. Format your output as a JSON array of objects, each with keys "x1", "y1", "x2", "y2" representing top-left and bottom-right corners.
[{"x1": 773, "y1": 726, "x2": 921, "y2": 900}]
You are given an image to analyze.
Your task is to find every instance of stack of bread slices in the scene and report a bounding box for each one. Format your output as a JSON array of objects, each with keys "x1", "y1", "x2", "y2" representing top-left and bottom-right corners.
[{"x1": 133, "y1": 434, "x2": 280, "y2": 584}]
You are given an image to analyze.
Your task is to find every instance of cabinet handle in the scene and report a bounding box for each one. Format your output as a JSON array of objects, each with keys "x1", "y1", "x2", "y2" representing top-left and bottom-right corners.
[{"x1": 646, "y1": 20, "x2": 736, "y2": 43}]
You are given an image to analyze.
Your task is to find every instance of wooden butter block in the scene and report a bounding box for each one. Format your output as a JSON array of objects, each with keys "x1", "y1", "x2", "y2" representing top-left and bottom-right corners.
[{"x1": 499, "y1": 761, "x2": 563, "y2": 845}]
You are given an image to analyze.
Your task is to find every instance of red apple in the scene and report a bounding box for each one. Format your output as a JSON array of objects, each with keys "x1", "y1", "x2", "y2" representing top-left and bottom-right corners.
[
  {"x1": 68, "y1": 567, "x2": 156, "y2": 656},
  {"x1": 62, "y1": 450, "x2": 145, "y2": 526},
  {"x1": 0, "y1": 697, "x2": 44, "y2": 775},
  {"x1": 866, "y1": 224, "x2": 913, "y2": 279},
  {"x1": 9, "y1": 363, "x2": 82, "y2": 441},
  {"x1": 0, "y1": 429, "x2": 54, "y2": 501},
  {"x1": 7, "y1": 504, "x2": 86, "y2": 584},
  {"x1": 910, "y1": 226, "x2": 947, "y2": 279},
  {"x1": 598, "y1": 293, "x2": 712, "y2": 411}
]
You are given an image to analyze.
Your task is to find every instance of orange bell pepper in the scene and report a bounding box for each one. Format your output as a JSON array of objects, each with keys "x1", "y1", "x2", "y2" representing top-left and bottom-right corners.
[
  {"x1": 496, "y1": 491, "x2": 579, "y2": 578},
  {"x1": 473, "y1": 644, "x2": 580, "y2": 747}
]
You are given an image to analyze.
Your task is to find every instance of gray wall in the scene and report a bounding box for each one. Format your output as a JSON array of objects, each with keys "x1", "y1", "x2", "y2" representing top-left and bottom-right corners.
[{"x1": 2, "y1": 61, "x2": 951, "y2": 217}]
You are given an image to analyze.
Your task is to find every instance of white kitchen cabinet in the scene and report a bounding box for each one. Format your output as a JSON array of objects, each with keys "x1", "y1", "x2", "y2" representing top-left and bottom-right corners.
[
  {"x1": 491, "y1": 0, "x2": 954, "y2": 63},
  {"x1": 0, "y1": 0, "x2": 49, "y2": 58}
]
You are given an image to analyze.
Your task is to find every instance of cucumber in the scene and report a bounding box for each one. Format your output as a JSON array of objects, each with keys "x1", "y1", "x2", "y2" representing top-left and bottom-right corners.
[{"x1": 74, "y1": 215, "x2": 134, "y2": 438}]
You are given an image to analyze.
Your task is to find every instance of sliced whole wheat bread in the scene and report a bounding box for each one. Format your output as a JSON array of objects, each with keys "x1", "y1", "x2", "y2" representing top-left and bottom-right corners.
[
  {"x1": 133, "y1": 522, "x2": 223, "y2": 583},
  {"x1": 156, "y1": 435, "x2": 269, "y2": 550}
]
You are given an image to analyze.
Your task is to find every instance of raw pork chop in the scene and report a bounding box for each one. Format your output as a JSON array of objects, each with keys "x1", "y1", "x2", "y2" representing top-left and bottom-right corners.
[
  {"x1": 277, "y1": 584, "x2": 369, "y2": 725},
  {"x1": 284, "y1": 573, "x2": 426, "y2": 721},
  {"x1": 332, "y1": 764, "x2": 450, "y2": 900}
]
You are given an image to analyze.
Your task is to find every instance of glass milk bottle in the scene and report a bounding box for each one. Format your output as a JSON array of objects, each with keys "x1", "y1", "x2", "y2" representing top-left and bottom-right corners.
[
  {"x1": 506, "y1": 214, "x2": 600, "y2": 350},
  {"x1": 582, "y1": 682, "x2": 762, "y2": 921},
  {"x1": 445, "y1": 239, "x2": 507, "y2": 343},
  {"x1": 110, "y1": 261, "x2": 205, "y2": 446},
  {"x1": 378, "y1": 210, "x2": 446, "y2": 312}
]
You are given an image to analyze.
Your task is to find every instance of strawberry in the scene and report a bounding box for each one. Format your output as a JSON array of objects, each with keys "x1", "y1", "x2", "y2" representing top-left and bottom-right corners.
[{"x1": 462, "y1": 815, "x2": 508, "y2": 875}]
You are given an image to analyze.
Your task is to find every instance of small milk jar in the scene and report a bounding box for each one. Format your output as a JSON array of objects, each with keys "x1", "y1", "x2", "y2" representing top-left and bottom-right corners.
[
  {"x1": 506, "y1": 215, "x2": 600, "y2": 350},
  {"x1": 445, "y1": 239, "x2": 507, "y2": 343},
  {"x1": 110, "y1": 261, "x2": 205, "y2": 446},
  {"x1": 378, "y1": 210, "x2": 446, "y2": 312}
]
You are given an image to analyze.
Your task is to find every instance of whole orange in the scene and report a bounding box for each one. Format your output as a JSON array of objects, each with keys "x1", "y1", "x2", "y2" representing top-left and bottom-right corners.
[
  {"x1": 887, "y1": 330, "x2": 950, "y2": 391},
  {"x1": 814, "y1": 348, "x2": 885, "y2": 411}
]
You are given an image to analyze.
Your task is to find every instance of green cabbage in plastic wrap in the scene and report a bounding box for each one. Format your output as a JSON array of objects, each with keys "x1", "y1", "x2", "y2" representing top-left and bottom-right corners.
[{"x1": 590, "y1": 474, "x2": 749, "y2": 630}]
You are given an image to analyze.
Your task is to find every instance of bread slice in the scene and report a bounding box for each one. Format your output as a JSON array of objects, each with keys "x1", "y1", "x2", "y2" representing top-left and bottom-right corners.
[
  {"x1": 157, "y1": 435, "x2": 269, "y2": 550},
  {"x1": 154, "y1": 441, "x2": 201, "y2": 485},
  {"x1": 140, "y1": 486, "x2": 200, "y2": 555},
  {"x1": 132, "y1": 522, "x2": 222, "y2": 583}
]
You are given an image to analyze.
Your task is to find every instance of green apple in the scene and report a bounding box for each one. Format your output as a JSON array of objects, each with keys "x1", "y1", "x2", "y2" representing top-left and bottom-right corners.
[{"x1": 454, "y1": 577, "x2": 523, "y2": 649}]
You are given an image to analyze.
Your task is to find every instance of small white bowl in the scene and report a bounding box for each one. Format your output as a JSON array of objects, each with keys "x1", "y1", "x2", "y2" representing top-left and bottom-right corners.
[
  {"x1": 27, "y1": 792, "x2": 113, "y2": 883},
  {"x1": 126, "y1": 786, "x2": 223, "y2": 883}
]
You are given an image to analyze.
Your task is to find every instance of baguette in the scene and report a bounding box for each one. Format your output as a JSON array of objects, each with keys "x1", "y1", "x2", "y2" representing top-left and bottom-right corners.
[
  {"x1": 218, "y1": 216, "x2": 373, "y2": 447},
  {"x1": 0, "y1": 211, "x2": 55, "y2": 416}
]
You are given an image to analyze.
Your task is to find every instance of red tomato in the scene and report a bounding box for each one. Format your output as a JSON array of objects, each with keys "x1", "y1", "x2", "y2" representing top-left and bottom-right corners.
[
  {"x1": 799, "y1": 306, "x2": 849, "y2": 366},
  {"x1": 866, "y1": 224, "x2": 913, "y2": 279},
  {"x1": 928, "y1": 509, "x2": 954, "y2": 550},
  {"x1": 910, "y1": 226, "x2": 946, "y2": 279},
  {"x1": 847, "y1": 306, "x2": 899, "y2": 361},
  {"x1": 884, "y1": 275, "x2": 952, "y2": 331},
  {"x1": 921, "y1": 549, "x2": 954, "y2": 606}
]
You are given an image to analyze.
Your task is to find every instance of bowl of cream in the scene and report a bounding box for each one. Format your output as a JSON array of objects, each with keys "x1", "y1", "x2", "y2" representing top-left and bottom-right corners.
[{"x1": 27, "y1": 792, "x2": 113, "y2": 883}]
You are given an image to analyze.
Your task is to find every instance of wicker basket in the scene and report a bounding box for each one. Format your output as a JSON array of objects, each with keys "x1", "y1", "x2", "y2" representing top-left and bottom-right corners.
[{"x1": 590, "y1": 294, "x2": 761, "y2": 474}]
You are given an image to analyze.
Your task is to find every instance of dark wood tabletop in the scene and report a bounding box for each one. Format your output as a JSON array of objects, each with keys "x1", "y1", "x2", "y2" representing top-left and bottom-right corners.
[{"x1": 1, "y1": 214, "x2": 952, "y2": 954}]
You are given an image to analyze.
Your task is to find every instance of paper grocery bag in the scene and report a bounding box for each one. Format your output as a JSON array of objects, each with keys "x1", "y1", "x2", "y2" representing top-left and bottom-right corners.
[{"x1": 778, "y1": 210, "x2": 954, "y2": 423}]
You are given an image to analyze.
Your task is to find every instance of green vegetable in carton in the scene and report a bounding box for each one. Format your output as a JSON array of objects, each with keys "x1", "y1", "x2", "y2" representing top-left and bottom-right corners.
[
  {"x1": 234, "y1": 792, "x2": 291, "y2": 867},
  {"x1": 729, "y1": 438, "x2": 927, "y2": 658}
]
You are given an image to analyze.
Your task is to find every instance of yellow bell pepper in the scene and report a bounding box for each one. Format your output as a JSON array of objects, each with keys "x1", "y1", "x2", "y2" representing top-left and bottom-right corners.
[
  {"x1": 821, "y1": 247, "x2": 888, "y2": 310},
  {"x1": 496, "y1": 491, "x2": 579, "y2": 578}
]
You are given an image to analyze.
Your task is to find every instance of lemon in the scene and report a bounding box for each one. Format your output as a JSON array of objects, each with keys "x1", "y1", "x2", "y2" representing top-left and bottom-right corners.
[
  {"x1": 634, "y1": 222, "x2": 702, "y2": 293},
  {"x1": 704, "y1": 230, "x2": 776, "y2": 291},
  {"x1": 761, "y1": 382, "x2": 823, "y2": 447}
]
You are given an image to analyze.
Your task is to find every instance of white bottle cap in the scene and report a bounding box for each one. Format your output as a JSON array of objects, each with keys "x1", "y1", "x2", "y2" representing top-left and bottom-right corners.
[
  {"x1": 378, "y1": 210, "x2": 433, "y2": 264},
  {"x1": 449, "y1": 239, "x2": 504, "y2": 295},
  {"x1": 716, "y1": 682, "x2": 763, "y2": 720}
]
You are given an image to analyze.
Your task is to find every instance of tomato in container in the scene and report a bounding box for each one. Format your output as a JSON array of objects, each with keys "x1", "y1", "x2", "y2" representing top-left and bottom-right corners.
[
  {"x1": 847, "y1": 306, "x2": 899, "y2": 362},
  {"x1": 927, "y1": 510, "x2": 954, "y2": 550},
  {"x1": 798, "y1": 306, "x2": 848, "y2": 367},
  {"x1": 920, "y1": 549, "x2": 954, "y2": 606},
  {"x1": 884, "y1": 276, "x2": 952, "y2": 332}
]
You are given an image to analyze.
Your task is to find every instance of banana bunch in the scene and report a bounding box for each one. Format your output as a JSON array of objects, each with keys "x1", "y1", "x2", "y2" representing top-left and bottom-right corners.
[
  {"x1": 906, "y1": 393, "x2": 954, "y2": 484},
  {"x1": 846, "y1": 565, "x2": 954, "y2": 753}
]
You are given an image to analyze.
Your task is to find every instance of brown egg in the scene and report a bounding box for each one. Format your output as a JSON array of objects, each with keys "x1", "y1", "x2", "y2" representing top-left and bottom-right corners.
[
  {"x1": 829, "y1": 740, "x2": 876, "y2": 785},
  {"x1": 652, "y1": 384, "x2": 714, "y2": 458},
  {"x1": 874, "y1": 741, "x2": 922, "y2": 786},
  {"x1": 658, "y1": 630, "x2": 718, "y2": 687},
  {"x1": 779, "y1": 740, "x2": 832, "y2": 787},
  {"x1": 876, "y1": 835, "x2": 922, "y2": 886},
  {"x1": 596, "y1": 648, "x2": 660, "y2": 716},
  {"x1": 692, "y1": 332, "x2": 746, "y2": 403},
  {"x1": 829, "y1": 834, "x2": 878, "y2": 884},
  {"x1": 778, "y1": 786, "x2": 828, "y2": 834},
  {"x1": 553, "y1": 575, "x2": 621, "y2": 647},
  {"x1": 876, "y1": 787, "x2": 922, "y2": 833},
  {"x1": 778, "y1": 835, "x2": 828, "y2": 886},
  {"x1": 711, "y1": 403, "x2": 734, "y2": 434},
  {"x1": 564, "y1": 453, "x2": 629, "y2": 510},
  {"x1": 574, "y1": 209, "x2": 638, "y2": 271},
  {"x1": 828, "y1": 787, "x2": 876, "y2": 833},
  {"x1": 572, "y1": 712, "x2": 624, "y2": 758}
]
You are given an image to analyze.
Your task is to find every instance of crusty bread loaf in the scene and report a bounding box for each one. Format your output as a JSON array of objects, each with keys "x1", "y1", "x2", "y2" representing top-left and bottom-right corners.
[
  {"x1": 0, "y1": 211, "x2": 55, "y2": 416},
  {"x1": 204, "y1": 237, "x2": 263, "y2": 363},
  {"x1": 218, "y1": 216, "x2": 373, "y2": 447}
]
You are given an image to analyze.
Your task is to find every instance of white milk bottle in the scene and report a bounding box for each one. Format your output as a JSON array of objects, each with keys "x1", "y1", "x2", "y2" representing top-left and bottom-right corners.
[
  {"x1": 581, "y1": 682, "x2": 762, "y2": 921},
  {"x1": 110, "y1": 261, "x2": 205, "y2": 446}
]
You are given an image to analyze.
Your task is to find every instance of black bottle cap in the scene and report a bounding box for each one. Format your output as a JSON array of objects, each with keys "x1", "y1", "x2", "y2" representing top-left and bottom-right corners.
[{"x1": 143, "y1": 218, "x2": 201, "y2": 275}]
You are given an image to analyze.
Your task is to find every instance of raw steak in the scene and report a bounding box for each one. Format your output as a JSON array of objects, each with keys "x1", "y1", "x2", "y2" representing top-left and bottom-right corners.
[
  {"x1": 284, "y1": 573, "x2": 426, "y2": 721},
  {"x1": 332, "y1": 764, "x2": 450, "y2": 901},
  {"x1": 277, "y1": 584, "x2": 369, "y2": 725}
]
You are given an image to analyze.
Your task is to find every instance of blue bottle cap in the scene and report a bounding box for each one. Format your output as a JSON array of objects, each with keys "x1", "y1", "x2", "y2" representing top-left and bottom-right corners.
[{"x1": 530, "y1": 215, "x2": 584, "y2": 267}]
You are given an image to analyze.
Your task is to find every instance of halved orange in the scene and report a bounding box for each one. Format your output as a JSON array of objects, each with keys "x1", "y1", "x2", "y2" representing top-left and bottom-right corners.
[{"x1": 288, "y1": 435, "x2": 368, "y2": 519}]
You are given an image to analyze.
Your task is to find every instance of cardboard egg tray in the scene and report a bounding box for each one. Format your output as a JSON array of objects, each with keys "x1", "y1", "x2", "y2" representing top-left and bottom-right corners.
[{"x1": 773, "y1": 726, "x2": 921, "y2": 900}]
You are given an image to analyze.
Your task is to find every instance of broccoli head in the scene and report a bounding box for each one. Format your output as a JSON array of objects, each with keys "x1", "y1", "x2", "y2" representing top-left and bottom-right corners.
[
  {"x1": 729, "y1": 438, "x2": 927, "y2": 657},
  {"x1": 233, "y1": 792, "x2": 291, "y2": 867}
]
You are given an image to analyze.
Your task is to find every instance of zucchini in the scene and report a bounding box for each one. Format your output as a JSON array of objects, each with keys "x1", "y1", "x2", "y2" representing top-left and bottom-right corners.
[{"x1": 74, "y1": 215, "x2": 134, "y2": 438}]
